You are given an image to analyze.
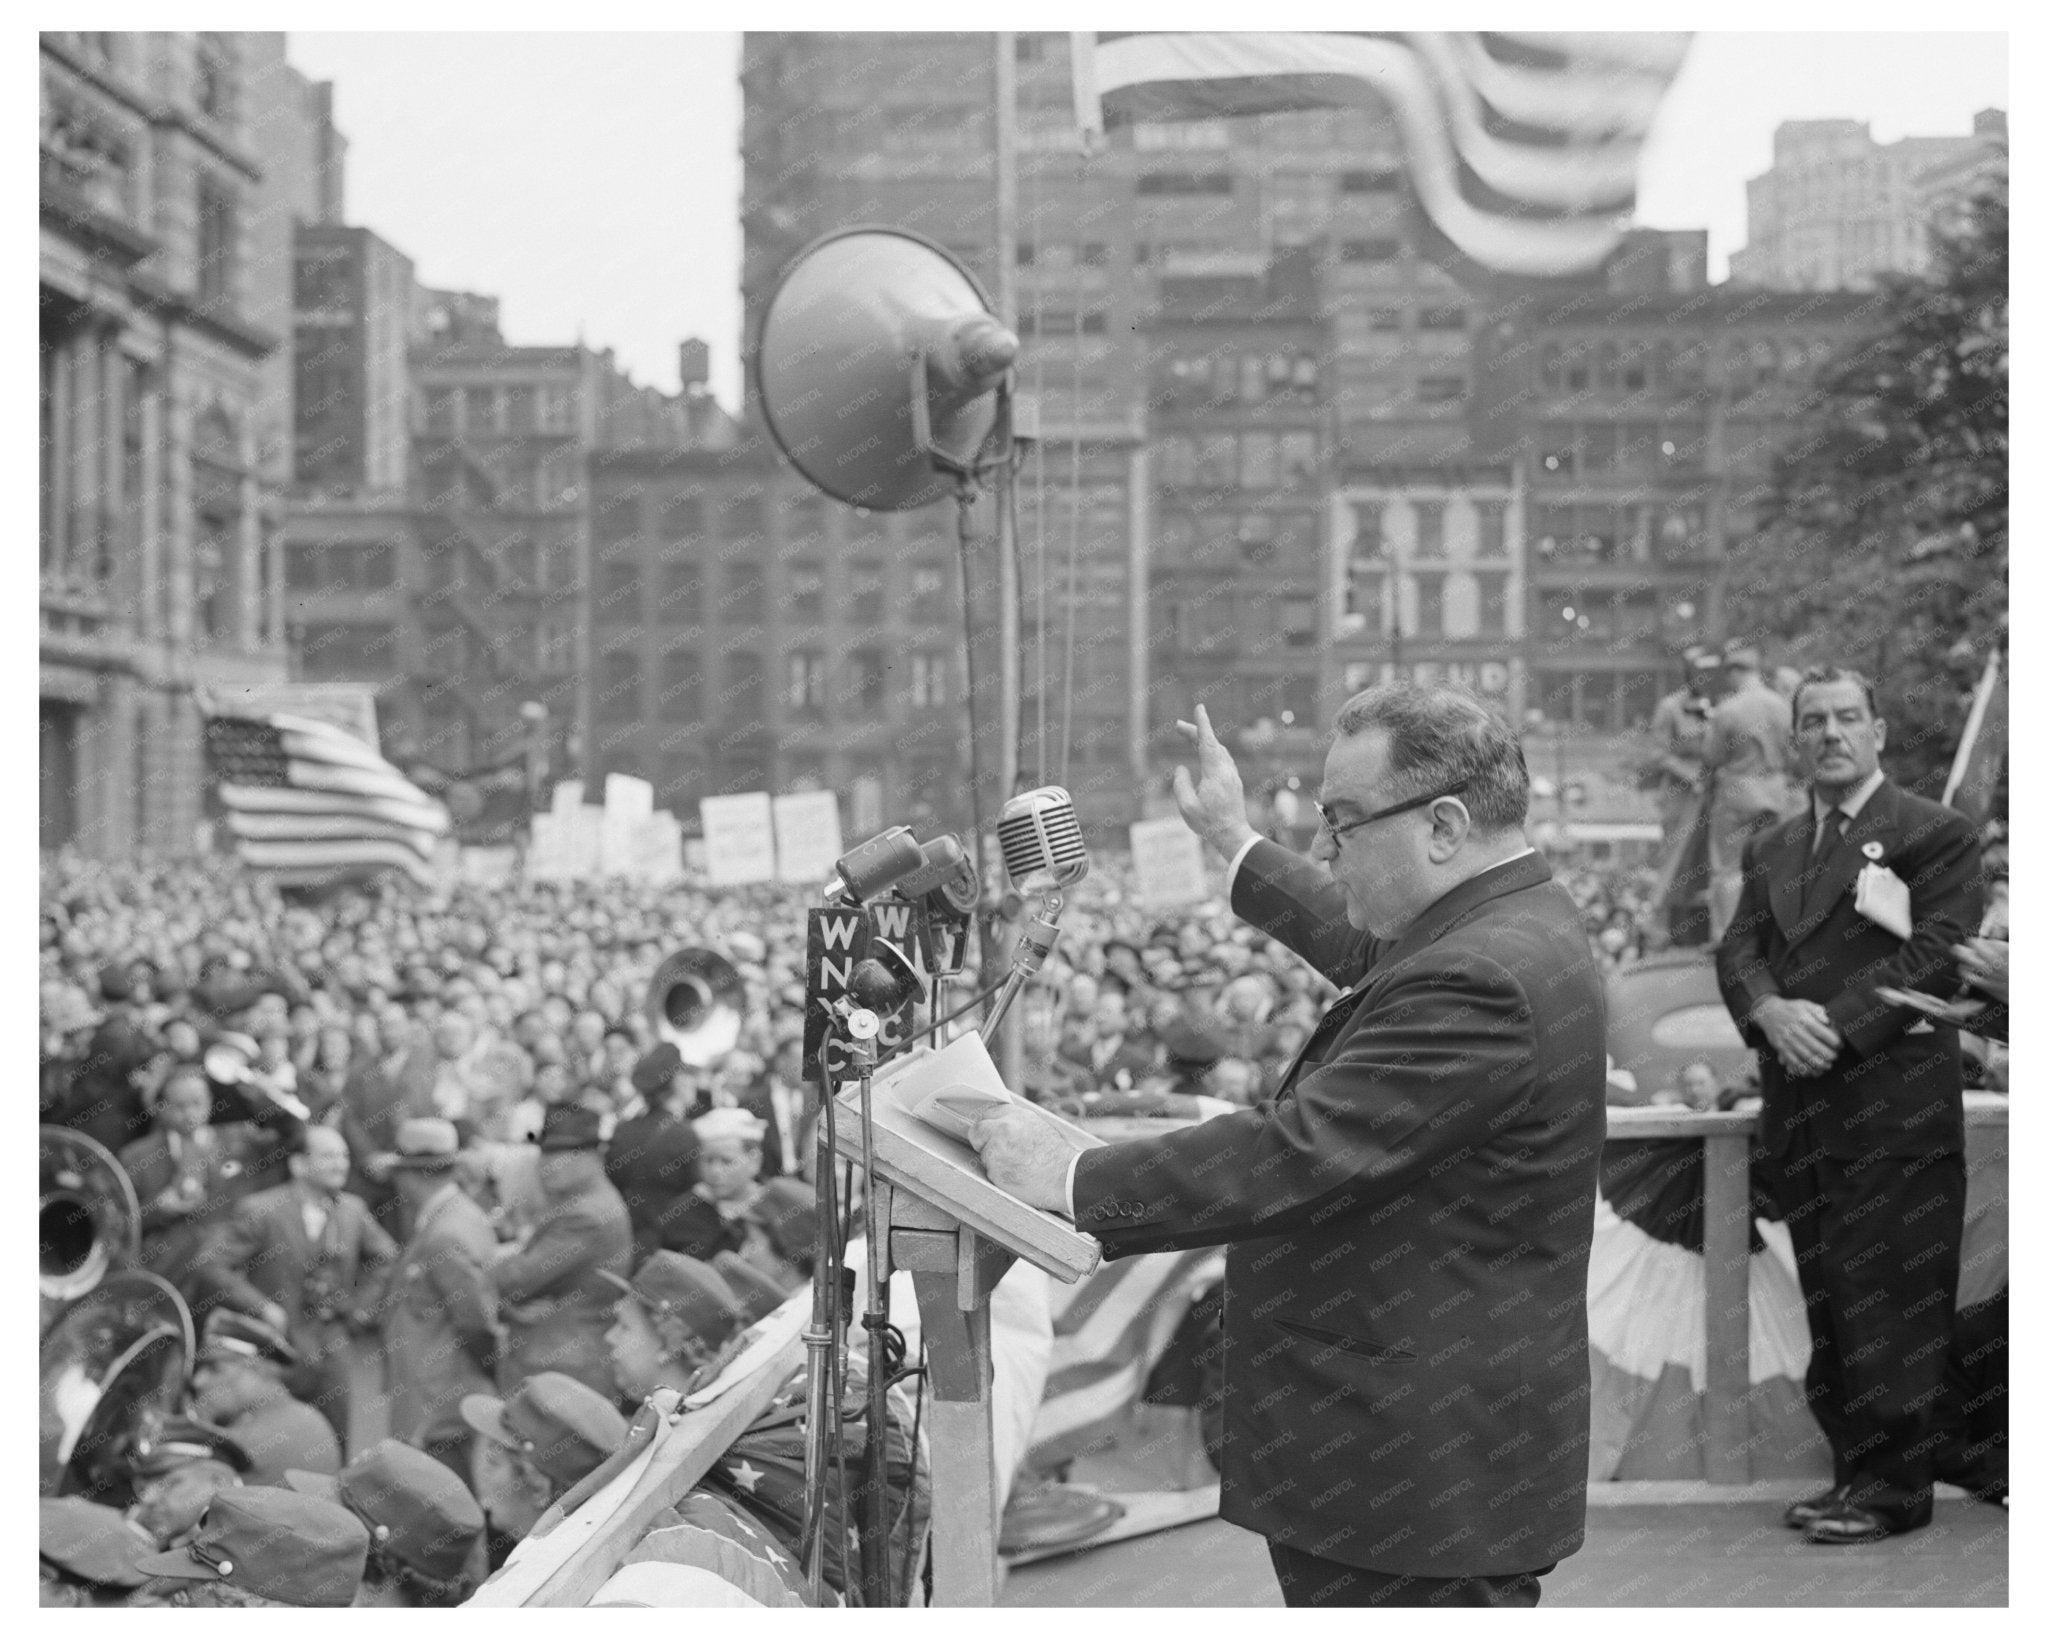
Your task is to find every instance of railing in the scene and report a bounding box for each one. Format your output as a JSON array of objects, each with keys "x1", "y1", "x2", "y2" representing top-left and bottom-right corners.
[{"x1": 1604, "y1": 1095, "x2": 2010, "y2": 1482}]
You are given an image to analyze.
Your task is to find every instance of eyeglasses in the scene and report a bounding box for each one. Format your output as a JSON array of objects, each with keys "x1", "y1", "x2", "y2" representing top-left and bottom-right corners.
[{"x1": 1313, "y1": 781, "x2": 1470, "y2": 846}]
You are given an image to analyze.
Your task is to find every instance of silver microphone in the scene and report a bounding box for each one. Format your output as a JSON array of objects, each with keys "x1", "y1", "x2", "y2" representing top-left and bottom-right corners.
[
  {"x1": 981, "y1": 787, "x2": 1087, "y2": 1041},
  {"x1": 996, "y1": 786, "x2": 1089, "y2": 893}
]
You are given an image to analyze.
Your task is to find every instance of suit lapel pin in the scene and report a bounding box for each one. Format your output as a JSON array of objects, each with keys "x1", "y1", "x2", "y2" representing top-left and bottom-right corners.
[{"x1": 1861, "y1": 841, "x2": 1884, "y2": 861}]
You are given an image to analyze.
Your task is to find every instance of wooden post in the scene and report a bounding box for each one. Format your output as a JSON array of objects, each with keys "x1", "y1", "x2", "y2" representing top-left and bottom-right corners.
[
  {"x1": 1699, "y1": 1131, "x2": 1753, "y2": 1483},
  {"x1": 911, "y1": 1265, "x2": 1000, "y2": 1606}
]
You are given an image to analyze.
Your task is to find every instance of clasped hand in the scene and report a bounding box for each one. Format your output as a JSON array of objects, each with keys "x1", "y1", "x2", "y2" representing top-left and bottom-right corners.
[{"x1": 1754, "y1": 996, "x2": 1841, "y2": 1077}]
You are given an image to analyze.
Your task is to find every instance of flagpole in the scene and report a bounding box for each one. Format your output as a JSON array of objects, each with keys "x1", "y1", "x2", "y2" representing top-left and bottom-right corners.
[
  {"x1": 995, "y1": 32, "x2": 1021, "y2": 804},
  {"x1": 991, "y1": 34, "x2": 1029, "y2": 1104}
]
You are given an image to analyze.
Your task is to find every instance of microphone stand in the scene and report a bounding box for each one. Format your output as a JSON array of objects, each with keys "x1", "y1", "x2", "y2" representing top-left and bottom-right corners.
[
  {"x1": 797, "y1": 1053, "x2": 846, "y2": 1603},
  {"x1": 978, "y1": 890, "x2": 1065, "y2": 1040},
  {"x1": 840, "y1": 1007, "x2": 894, "y2": 1609}
]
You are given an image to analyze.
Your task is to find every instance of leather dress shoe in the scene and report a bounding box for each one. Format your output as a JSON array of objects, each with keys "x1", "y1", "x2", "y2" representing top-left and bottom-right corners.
[
  {"x1": 1804, "y1": 1500, "x2": 1920, "y2": 1545},
  {"x1": 1782, "y1": 1484, "x2": 1850, "y2": 1529}
]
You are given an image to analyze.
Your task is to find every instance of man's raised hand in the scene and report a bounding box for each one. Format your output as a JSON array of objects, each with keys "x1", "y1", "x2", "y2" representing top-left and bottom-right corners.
[{"x1": 1171, "y1": 703, "x2": 1256, "y2": 860}]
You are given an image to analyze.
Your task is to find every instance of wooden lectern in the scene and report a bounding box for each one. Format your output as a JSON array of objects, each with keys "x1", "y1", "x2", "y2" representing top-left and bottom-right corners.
[{"x1": 835, "y1": 1081, "x2": 1100, "y2": 1606}]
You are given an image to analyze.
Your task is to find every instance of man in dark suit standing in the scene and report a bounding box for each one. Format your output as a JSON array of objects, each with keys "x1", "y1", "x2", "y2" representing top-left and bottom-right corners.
[
  {"x1": 975, "y1": 684, "x2": 1608, "y2": 1607},
  {"x1": 1716, "y1": 666, "x2": 1981, "y2": 1544},
  {"x1": 200, "y1": 1125, "x2": 397, "y2": 1444},
  {"x1": 492, "y1": 1105, "x2": 632, "y2": 1400},
  {"x1": 118, "y1": 1062, "x2": 250, "y2": 1308}
]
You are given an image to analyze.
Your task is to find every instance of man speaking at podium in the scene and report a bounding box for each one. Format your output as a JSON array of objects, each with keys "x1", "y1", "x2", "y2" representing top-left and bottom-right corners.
[{"x1": 973, "y1": 684, "x2": 1607, "y2": 1608}]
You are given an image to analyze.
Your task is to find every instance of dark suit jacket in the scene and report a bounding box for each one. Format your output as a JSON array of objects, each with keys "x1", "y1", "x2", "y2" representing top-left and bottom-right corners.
[
  {"x1": 117, "y1": 1125, "x2": 250, "y2": 1297},
  {"x1": 492, "y1": 1172, "x2": 632, "y2": 1398},
  {"x1": 1072, "y1": 845, "x2": 1608, "y2": 1578},
  {"x1": 604, "y1": 1107, "x2": 702, "y2": 1264},
  {"x1": 199, "y1": 1181, "x2": 398, "y2": 1356},
  {"x1": 1715, "y1": 777, "x2": 1982, "y2": 1159}
]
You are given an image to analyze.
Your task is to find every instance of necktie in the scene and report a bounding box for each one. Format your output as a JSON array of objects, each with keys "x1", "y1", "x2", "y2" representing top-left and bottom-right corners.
[{"x1": 1804, "y1": 808, "x2": 1845, "y2": 918}]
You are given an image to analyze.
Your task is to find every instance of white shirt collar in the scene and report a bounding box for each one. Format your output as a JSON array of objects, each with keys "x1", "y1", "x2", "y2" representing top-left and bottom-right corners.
[{"x1": 1814, "y1": 768, "x2": 1885, "y2": 826}]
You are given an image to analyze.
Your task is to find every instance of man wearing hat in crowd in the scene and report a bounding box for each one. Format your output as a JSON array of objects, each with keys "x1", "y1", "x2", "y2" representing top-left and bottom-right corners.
[
  {"x1": 602, "y1": 1251, "x2": 751, "y2": 1404},
  {"x1": 661, "y1": 1108, "x2": 819, "y2": 1286},
  {"x1": 1702, "y1": 640, "x2": 1799, "y2": 939},
  {"x1": 131, "y1": 1485, "x2": 369, "y2": 1607},
  {"x1": 125, "y1": 1417, "x2": 251, "y2": 1550},
  {"x1": 492, "y1": 1103, "x2": 633, "y2": 1399},
  {"x1": 51, "y1": 956, "x2": 161, "y2": 1156},
  {"x1": 188, "y1": 1310, "x2": 342, "y2": 1487},
  {"x1": 604, "y1": 1041, "x2": 706, "y2": 1264},
  {"x1": 380, "y1": 1117, "x2": 501, "y2": 1479},
  {"x1": 461, "y1": 1370, "x2": 629, "y2": 1567},
  {"x1": 41, "y1": 1497, "x2": 156, "y2": 1606},
  {"x1": 198, "y1": 1123, "x2": 396, "y2": 1444},
  {"x1": 1648, "y1": 645, "x2": 1720, "y2": 843},
  {"x1": 286, "y1": 1438, "x2": 488, "y2": 1606}
]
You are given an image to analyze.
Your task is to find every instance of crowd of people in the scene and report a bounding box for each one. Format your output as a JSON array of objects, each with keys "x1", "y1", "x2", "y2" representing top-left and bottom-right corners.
[{"x1": 37, "y1": 757, "x2": 2006, "y2": 1603}]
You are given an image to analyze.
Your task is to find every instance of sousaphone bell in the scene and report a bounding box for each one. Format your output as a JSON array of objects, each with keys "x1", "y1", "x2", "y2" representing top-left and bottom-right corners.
[
  {"x1": 645, "y1": 948, "x2": 745, "y2": 1069},
  {"x1": 41, "y1": 1126, "x2": 141, "y2": 1316}
]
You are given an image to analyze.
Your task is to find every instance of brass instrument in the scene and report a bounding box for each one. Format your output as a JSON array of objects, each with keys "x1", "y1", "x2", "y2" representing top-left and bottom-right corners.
[
  {"x1": 40, "y1": 1271, "x2": 195, "y2": 1503},
  {"x1": 40, "y1": 1127, "x2": 140, "y2": 1317},
  {"x1": 645, "y1": 948, "x2": 745, "y2": 1069}
]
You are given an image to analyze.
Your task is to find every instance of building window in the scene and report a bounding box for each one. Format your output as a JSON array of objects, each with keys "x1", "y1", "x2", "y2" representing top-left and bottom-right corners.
[
  {"x1": 1135, "y1": 171, "x2": 1234, "y2": 195},
  {"x1": 659, "y1": 560, "x2": 701, "y2": 621},
  {"x1": 909, "y1": 563, "x2": 948, "y2": 623},
  {"x1": 1078, "y1": 241, "x2": 1108, "y2": 266},
  {"x1": 1279, "y1": 595, "x2": 1318, "y2": 648},
  {"x1": 1195, "y1": 434, "x2": 1236, "y2": 487},
  {"x1": 789, "y1": 562, "x2": 826, "y2": 620},
  {"x1": 1412, "y1": 500, "x2": 1445, "y2": 558},
  {"x1": 536, "y1": 619, "x2": 574, "y2": 673},
  {"x1": 596, "y1": 492, "x2": 641, "y2": 542},
  {"x1": 1340, "y1": 168, "x2": 1402, "y2": 193},
  {"x1": 422, "y1": 390, "x2": 457, "y2": 434},
  {"x1": 1349, "y1": 502, "x2": 1385, "y2": 562},
  {"x1": 849, "y1": 648, "x2": 887, "y2": 713},
  {"x1": 536, "y1": 385, "x2": 575, "y2": 433},
  {"x1": 721, "y1": 566, "x2": 766, "y2": 623},
  {"x1": 1279, "y1": 432, "x2": 1317, "y2": 483},
  {"x1": 1157, "y1": 434, "x2": 1197, "y2": 485},
  {"x1": 501, "y1": 387, "x2": 534, "y2": 433},
  {"x1": 597, "y1": 559, "x2": 639, "y2": 622},
  {"x1": 1342, "y1": 571, "x2": 1385, "y2": 638},
  {"x1": 195, "y1": 34, "x2": 237, "y2": 125},
  {"x1": 1367, "y1": 307, "x2": 1404, "y2": 332},
  {"x1": 1239, "y1": 432, "x2": 1278, "y2": 489},
  {"x1": 196, "y1": 178, "x2": 238, "y2": 310},
  {"x1": 848, "y1": 560, "x2": 885, "y2": 623},
  {"x1": 296, "y1": 622, "x2": 397, "y2": 680},
  {"x1": 722, "y1": 649, "x2": 765, "y2": 722},
  {"x1": 1340, "y1": 237, "x2": 1401, "y2": 263},
  {"x1": 1416, "y1": 376, "x2": 1465, "y2": 405},
  {"x1": 1475, "y1": 500, "x2": 1508, "y2": 559},
  {"x1": 658, "y1": 494, "x2": 703, "y2": 540},
  {"x1": 1419, "y1": 306, "x2": 1466, "y2": 332},
  {"x1": 1579, "y1": 423, "x2": 1618, "y2": 473},
  {"x1": 787, "y1": 652, "x2": 828, "y2": 715},
  {"x1": 1476, "y1": 570, "x2": 1512, "y2": 637},
  {"x1": 722, "y1": 496, "x2": 765, "y2": 538},
  {"x1": 1414, "y1": 573, "x2": 1447, "y2": 638},
  {"x1": 909, "y1": 652, "x2": 947, "y2": 707},
  {"x1": 597, "y1": 649, "x2": 641, "y2": 720}
]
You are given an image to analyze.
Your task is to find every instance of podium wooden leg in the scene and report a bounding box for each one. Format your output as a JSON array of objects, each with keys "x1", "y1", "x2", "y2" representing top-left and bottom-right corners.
[{"x1": 911, "y1": 1268, "x2": 998, "y2": 1607}]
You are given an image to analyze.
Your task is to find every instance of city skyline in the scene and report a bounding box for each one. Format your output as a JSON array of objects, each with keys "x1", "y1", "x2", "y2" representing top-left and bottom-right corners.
[{"x1": 286, "y1": 30, "x2": 2006, "y2": 408}]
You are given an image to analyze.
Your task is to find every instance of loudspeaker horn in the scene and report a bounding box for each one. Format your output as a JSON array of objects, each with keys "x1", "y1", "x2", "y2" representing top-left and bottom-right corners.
[{"x1": 756, "y1": 226, "x2": 1018, "y2": 511}]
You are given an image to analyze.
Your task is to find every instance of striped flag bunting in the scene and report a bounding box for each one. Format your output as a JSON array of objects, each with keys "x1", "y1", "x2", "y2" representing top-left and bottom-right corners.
[
  {"x1": 1025, "y1": 1245, "x2": 1225, "y2": 1468},
  {"x1": 1071, "y1": 31, "x2": 1690, "y2": 279},
  {"x1": 202, "y1": 710, "x2": 449, "y2": 882}
]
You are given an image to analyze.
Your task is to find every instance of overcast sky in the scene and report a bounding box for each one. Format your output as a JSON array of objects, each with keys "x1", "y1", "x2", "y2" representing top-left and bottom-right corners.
[{"x1": 286, "y1": 31, "x2": 2008, "y2": 410}]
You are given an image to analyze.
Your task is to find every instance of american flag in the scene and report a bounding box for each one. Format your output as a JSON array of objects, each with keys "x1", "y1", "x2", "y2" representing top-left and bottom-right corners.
[
  {"x1": 203, "y1": 711, "x2": 449, "y2": 882},
  {"x1": 1025, "y1": 1246, "x2": 1226, "y2": 1468},
  {"x1": 1071, "y1": 31, "x2": 1690, "y2": 279}
]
